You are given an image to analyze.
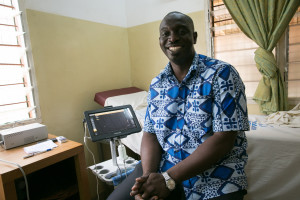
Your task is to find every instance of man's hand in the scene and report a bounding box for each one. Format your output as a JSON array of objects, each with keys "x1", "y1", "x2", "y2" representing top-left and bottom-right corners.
[
  {"x1": 131, "y1": 175, "x2": 158, "y2": 200},
  {"x1": 131, "y1": 175, "x2": 159, "y2": 199},
  {"x1": 131, "y1": 173, "x2": 171, "y2": 200},
  {"x1": 130, "y1": 175, "x2": 149, "y2": 197}
]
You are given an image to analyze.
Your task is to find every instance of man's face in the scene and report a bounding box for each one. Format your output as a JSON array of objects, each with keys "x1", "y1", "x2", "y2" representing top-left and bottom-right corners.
[{"x1": 159, "y1": 13, "x2": 197, "y2": 64}]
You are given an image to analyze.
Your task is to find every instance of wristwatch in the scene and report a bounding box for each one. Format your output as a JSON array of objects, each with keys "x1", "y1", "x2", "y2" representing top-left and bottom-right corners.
[{"x1": 162, "y1": 172, "x2": 176, "y2": 191}]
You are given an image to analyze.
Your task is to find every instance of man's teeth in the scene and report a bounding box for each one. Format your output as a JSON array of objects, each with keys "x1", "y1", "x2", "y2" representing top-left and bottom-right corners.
[{"x1": 169, "y1": 47, "x2": 181, "y2": 51}]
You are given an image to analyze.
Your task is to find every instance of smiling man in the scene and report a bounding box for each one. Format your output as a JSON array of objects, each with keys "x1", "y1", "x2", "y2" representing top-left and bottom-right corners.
[{"x1": 107, "y1": 11, "x2": 249, "y2": 200}]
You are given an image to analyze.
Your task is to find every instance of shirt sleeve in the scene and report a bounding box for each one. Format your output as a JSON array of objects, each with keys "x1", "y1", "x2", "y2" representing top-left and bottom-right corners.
[
  {"x1": 143, "y1": 89, "x2": 156, "y2": 134},
  {"x1": 212, "y1": 64, "x2": 249, "y2": 132}
]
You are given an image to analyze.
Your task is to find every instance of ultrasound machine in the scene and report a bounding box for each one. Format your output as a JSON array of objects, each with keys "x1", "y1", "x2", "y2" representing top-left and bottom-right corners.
[{"x1": 84, "y1": 105, "x2": 141, "y2": 185}]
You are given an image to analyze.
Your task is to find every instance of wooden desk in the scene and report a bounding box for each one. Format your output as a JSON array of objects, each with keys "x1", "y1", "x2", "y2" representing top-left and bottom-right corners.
[{"x1": 0, "y1": 134, "x2": 90, "y2": 200}]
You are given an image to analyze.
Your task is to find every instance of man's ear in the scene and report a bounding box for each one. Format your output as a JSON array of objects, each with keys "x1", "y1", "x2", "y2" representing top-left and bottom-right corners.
[{"x1": 193, "y1": 32, "x2": 198, "y2": 44}]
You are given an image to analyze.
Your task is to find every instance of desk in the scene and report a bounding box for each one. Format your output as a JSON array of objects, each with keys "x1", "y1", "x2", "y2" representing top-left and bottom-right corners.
[{"x1": 0, "y1": 134, "x2": 90, "y2": 200}]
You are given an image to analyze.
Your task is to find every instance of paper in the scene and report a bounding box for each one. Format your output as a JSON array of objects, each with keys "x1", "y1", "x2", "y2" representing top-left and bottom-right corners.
[{"x1": 24, "y1": 140, "x2": 57, "y2": 154}]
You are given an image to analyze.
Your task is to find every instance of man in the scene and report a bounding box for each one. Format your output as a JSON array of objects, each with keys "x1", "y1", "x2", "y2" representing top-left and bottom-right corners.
[{"x1": 107, "y1": 11, "x2": 249, "y2": 200}]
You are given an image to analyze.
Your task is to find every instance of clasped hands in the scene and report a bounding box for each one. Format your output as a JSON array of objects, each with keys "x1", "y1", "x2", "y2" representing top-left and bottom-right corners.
[{"x1": 130, "y1": 172, "x2": 171, "y2": 200}]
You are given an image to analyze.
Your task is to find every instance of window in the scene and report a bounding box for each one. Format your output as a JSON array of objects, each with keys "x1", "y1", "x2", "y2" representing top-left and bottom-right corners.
[
  {"x1": 288, "y1": 7, "x2": 300, "y2": 103},
  {"x1": 0, "y1": 0, "x2": 40, "y2": 127},
  {"x1": 207, "y1": 0, "x2": 300, "y2": 103}
]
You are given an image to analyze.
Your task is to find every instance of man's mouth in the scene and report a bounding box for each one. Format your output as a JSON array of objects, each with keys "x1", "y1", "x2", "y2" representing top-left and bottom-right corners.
[{"x1": 168, "y1": 46, "x2": 181, "y2": 52}]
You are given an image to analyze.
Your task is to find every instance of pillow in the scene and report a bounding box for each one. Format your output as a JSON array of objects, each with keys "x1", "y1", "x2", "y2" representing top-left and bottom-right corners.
[
  {"x1": 94, "y1": 87, "x2": 143, "y2": 106},
  {"x1": 104, "y1": 91, "x2": 148, "y2": 110}
]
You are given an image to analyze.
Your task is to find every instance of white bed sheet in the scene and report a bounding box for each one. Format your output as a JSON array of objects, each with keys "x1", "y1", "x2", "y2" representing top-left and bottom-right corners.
[
  {"x1": 104, "y1": 94, "x2": 300, "y2": 199},
  {"x1": 104, "y1": 92, "x2": 147, "y2": 154},
  {"x1": 245, "y1": 115, "x2": 300, "y2": 200}
]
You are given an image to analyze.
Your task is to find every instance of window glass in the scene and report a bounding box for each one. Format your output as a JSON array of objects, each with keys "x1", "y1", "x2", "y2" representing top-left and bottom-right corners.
[
  {"x1": 288, "y1": 7, "x2": 300, "y2": 98},
  {"x1": 0, "y1": 0, "x2": 39, "y2": 126},
  {"x1": 210, "y1": 0, "x2": 300, "y2": 101}
]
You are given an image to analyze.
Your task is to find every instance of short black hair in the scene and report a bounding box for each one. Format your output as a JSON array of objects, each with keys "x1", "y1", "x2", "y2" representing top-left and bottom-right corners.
[{"x1": 163, "y1": 11, "x2": 194, "y2": 31}]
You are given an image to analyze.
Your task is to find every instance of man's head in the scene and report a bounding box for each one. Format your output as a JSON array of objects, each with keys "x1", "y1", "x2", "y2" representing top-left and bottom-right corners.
[{"x1": 159, "y1": 11, "x2": 197, "y2": 66}]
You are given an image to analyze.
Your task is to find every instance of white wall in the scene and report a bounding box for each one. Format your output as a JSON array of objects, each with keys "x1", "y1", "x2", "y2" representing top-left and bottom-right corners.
[
  {"x1": 24, "y1": 0, "x2": 128, "y2": 27},
  {"x1": 24, "y1": 0, "x2": 205, "y2": 27},
  {"x1": 125, "y1": 0, "x2": 204, "y2": 27}
]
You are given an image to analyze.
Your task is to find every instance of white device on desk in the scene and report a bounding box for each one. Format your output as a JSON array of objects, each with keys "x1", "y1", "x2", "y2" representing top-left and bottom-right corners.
[
  {"x1": 84, "y1": 105, "x2": 141, "y2": 185},
  {"x1": 0, "y1": 123, "x2": 48, "y2": 149}
]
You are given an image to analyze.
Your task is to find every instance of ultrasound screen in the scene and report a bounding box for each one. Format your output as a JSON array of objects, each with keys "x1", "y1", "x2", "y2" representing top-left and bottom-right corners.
[{"x1": 89, "y1": 108, "x2": 136, "y2": 136}]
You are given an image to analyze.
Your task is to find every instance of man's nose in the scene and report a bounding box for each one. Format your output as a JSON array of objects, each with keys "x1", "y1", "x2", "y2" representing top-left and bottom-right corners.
[{"x1": 168, "y1": 32, "x2": 179, "y2": 42}]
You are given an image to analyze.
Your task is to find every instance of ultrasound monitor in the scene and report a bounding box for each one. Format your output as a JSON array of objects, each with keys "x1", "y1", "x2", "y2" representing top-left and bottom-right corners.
[{"x1": 84, "y1": 105, "x2": 141, "y2": 142}]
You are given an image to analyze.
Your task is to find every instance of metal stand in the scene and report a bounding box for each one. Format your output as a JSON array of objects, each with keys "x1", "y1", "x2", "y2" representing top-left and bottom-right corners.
[
  {"x1": 110, "y1": 138, "x2": 118, "y2": 166},
  {"x1": 89, "y1": 138, "x2": 139, "y2": 185}
]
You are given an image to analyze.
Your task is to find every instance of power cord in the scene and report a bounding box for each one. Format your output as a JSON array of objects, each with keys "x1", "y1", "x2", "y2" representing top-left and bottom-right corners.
[
  {"x1": 83, "y1": 121, "x2": 100, "y2": 200},
  {"x1": 0, "y1": 158, "x2": 30, "y2": 200}
]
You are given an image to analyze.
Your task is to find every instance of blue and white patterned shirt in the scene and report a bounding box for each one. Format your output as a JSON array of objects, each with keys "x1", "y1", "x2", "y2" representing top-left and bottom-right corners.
[{"x1": 144, "y1": 54, "x2": 249, "y2": 200}]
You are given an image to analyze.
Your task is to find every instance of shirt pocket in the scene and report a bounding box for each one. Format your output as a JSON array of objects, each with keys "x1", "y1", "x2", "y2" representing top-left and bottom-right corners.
[{"x1": 184, "y1": 92, "x2": 213, "y2": 132}]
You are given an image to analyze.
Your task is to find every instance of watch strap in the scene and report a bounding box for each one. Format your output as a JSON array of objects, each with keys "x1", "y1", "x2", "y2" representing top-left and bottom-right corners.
[{"x1": 162, "y1": 172, "x2": 176, "y2": 191}]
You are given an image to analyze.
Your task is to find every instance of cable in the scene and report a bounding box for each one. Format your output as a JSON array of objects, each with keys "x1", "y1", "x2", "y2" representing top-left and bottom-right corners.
[
  {"x1": 83, "y1": 122, "x2": 100, "y2": 200},
  {"x1": 0, "y1": 158, "x2": 30, "y2": 200}
]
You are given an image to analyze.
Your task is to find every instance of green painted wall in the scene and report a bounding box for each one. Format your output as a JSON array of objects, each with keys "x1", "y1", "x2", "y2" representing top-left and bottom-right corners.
[
  {"x1": 26, "y1": 9, "x2": 132, "y2": 198},
  {"x1": 27, "y1": 9, "x2": 132, "y2": 142}
]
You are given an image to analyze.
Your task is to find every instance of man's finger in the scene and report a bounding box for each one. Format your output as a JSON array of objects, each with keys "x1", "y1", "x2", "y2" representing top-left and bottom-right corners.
[
  {"x1": 140, "y1": 186, "x2": 155, "y2": 200},
  {"x1": 134, "y1": 194, "x2": 144, "y2": 200},
  {"x1": 136, "y1": 175, "x2": 149, "y2": 183},
  {"x1": 131, "y1": 175, "x2": 149, "y2": 192},
  {"x1": 130, "y1": 189, "x2": 140, "y2": 197},
  {"x1": 150, "y1": 196, "x2": 159, "y2": 200},
  {"x1": 131, "y1": 183, "x2": 141, "y2": 191}
]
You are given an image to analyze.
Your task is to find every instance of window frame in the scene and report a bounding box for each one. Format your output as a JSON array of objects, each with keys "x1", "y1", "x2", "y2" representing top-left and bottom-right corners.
[
  {"x1": 205, "y1": 0, "x2": 300, "y2": 105},
  {"x1": 0, "y1": 0, "x2": 41, "y2": 129}
]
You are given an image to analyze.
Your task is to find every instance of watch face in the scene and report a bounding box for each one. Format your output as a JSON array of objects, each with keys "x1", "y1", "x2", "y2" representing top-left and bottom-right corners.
[{"x1": 167, "y1": 179, "x2": 176, "y2": 190}]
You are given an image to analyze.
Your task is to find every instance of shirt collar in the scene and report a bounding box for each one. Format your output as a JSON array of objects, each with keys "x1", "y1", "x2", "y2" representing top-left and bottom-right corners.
[{"x1": 159, "y1": 53, "x2": 201, "y2": 83}]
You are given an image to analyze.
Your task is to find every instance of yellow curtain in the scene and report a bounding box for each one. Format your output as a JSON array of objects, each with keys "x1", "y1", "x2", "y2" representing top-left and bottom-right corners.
[{"x1": 223, "y1": 0, "x2": 300, "y2": 114}]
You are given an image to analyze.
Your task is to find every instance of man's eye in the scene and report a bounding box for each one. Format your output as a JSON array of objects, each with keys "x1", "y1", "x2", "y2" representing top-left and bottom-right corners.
[
  {"x1": 179, "y1": 29, "x2": 187, "y2": 35},
  {"x1": 161, "y1": 32, "x2": 169, "y2": 37}
]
